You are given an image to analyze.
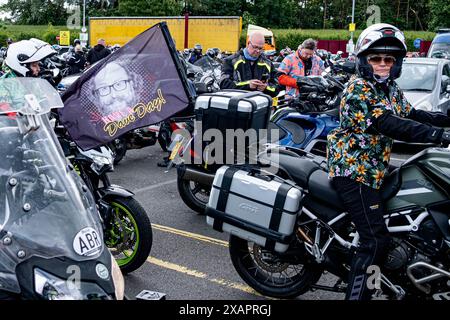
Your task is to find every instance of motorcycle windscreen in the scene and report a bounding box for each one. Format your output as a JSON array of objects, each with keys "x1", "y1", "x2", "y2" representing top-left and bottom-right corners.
[
  {"x1": 0, "y1": 78, "x2": 63, "y2": 115},
  {"x1": 193, "y1": 56, "x2": 222, "y2": 82},
  {"x1": 0, "y1": 113, "x2": 104, "y2": 294}
]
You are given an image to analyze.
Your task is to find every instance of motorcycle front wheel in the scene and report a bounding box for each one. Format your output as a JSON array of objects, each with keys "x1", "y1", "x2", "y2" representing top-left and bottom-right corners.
[
  {"x1": 104, "y1": 196, "x2": 152, "y2": 274},
  {"x1": 229, "y1": 235, "x2": 322, "y2": 299}
]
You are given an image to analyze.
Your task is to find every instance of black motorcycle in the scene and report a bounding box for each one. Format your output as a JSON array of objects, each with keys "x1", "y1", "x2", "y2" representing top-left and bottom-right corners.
[
  {"x1": 214, "y1": 145, "x2": 450, "y2": 300},
  {"x1": 55, "y1": 124, "x2": 153, "y2": 274},
  {"x1": 0, "y1": 78, "x2": 124, "y2": 299}
]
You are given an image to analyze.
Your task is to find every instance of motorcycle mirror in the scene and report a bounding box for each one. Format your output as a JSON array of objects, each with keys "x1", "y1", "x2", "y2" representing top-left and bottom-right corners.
[{"x1": 341, "y1": 61, "x2": 356, "y2": 74}]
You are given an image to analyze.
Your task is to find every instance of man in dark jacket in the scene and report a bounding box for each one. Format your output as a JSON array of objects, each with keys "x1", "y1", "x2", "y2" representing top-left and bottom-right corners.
[
  {"x1": 87, "y1": 39, "x2": 111, "y2": 66},
  {"x1": 220, "y1": 32, "x2": 279, "y2": 97},
  {"x1": 188, "y1": 44, "x2": 203, "y2": 64},
  {"x1": 67, "y1": 44, "x2": 86, "y2": 75}
]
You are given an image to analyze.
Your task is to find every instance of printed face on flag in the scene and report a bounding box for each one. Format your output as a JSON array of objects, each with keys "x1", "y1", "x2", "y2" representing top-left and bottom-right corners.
[{"x1": 92, "y1": 62, "x2": 136, "y2": 118}]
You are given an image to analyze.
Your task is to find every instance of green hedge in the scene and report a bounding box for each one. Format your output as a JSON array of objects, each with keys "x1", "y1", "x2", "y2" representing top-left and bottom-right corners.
[
  {"x1": 1, "y1": 24, "x2": 81, "y2": 46},
  {"x1": 240, "y1": 29, "x2": 436, "y2": 52}
]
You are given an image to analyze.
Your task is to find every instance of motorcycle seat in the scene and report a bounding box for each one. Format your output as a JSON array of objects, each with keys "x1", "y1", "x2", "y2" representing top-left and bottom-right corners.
[
  {"x1": 303, "y1": 108, "x2": 339, "y2": 118},
  {"x1": 308, "y1": 167, "x2": 402, "y2": 211},
  {"x1": 276, "y1": 154, "x2": 322, "y2": 189},
  {"x1": 273, "y1": 153, "x2": 402, "y2": 211},
  {"x1": 308, "y1": 170, "x2": 345, "y2": 210}
]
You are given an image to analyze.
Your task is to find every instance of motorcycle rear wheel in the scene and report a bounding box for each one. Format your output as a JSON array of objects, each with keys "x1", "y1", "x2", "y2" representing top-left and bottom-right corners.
[
  {"x1": 109, "y1": 138, "x2": 127, "y2": 165},
  {"x1": 229, "y1": 235, "x2": 322, "y2": 299},
  {"x1": 157, "y1": 125, "x2": 171, "y2": 152},
  {"x1": 177, "y1": 176, "x2": 211, "y2": 215},
  {"x1": 104, "y1": 196, "x2": 152, "y2": 274}
]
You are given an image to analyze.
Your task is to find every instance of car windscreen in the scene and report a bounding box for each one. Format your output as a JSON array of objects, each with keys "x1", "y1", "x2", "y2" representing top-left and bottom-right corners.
[
  {"x1": 429, "y1": 43, "x2": 450, "y2": 58},
  {"x1": 396, "y1": 63, "x2": 437, "y2": 91}
]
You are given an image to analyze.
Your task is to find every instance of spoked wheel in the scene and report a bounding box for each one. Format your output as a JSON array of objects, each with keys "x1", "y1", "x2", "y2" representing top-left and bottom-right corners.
[
  {"x1": 104, "y1": 197, "x2": 152, "y2": 274},
  {"x1": 177, "y1": 176, "x2": 211, "y2": 215},
  {"x1": 229, "y1": 235, "x2": 322, "y2": 299}
]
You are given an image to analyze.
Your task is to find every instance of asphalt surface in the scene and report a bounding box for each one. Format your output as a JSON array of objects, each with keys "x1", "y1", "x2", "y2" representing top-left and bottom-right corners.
[{"x1": 108, "y1": 143, "x2": 419, "y2": 300}]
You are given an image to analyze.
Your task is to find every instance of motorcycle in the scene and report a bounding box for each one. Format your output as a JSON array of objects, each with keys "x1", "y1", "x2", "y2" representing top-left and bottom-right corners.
[
  {"x1": 173, "y1": 71, "x2": 346, "y2": 214},
  {"x1": 269, "y1": 74, "x2": 343, "y2": 157},
  {"x1": 55, "y1": 125, "x2": 153, "y2": 274},
  {"x1": 269, "y1": 64, "x2": 355, "y2": 156},
  {"x1": 109, "y1": 118, "x2": 191, "y2": 165},
  {"x1": 181, "y1": 56, "x2": 220, "y2": 95},
  {"x1": 207, "y1": 145, "x2": 450, "y2": 300},
  {"x1": 0, "y1": 78, "x2": 124, "y2": 299}
]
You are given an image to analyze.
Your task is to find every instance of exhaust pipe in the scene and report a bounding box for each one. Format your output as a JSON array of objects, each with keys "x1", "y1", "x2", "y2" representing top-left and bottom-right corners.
[{"x1": 177, "y1": 164, "x2": 215, "y2": 186}]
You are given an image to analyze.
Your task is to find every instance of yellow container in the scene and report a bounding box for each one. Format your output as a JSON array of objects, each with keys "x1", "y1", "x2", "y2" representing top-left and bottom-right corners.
[{"x1": 89, "y1": 16, "x2": 242, "y2": 53}]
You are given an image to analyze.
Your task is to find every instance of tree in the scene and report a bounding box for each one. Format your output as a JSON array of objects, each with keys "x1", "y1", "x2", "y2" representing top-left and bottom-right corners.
[
  {"x1": 1, "y1": 0, "x2": 67, "y2": 25},
  {"x1": 117, "y1": 0, "x2": 182, "y2": 16},
  {"x1": 429, "y1": 0, "x2": 450, "y2": 31}
]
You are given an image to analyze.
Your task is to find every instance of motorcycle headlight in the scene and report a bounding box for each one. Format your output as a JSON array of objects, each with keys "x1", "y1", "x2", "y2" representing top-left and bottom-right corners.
[
  {"x1": 111, "y1": 256, "x2": 125, "y2": 300},
  {"x1": 91, "y1": 155, "x2": 114, "y2": 174},
  {"x1": 34, "y1": 268, "x2": 83, "y2": 300},
  {"x1": 34, "y1": 267, "x2": 113, "y2": 300},
  {"x1": 92, "y1": 155, "x2": 113, "y2": 166}
]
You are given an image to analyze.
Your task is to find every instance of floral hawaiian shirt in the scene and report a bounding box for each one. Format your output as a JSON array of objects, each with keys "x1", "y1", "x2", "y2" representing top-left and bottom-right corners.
[
  {"x1": 327, "y1": 77, "x2": 412, "y2": 189},
  {"x1": 277, "y1": 51, "x2": 324, "y2": 98}
]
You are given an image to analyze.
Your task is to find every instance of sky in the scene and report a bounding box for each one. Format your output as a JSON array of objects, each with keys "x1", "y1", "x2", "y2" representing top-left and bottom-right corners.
[{"x1": 0, "y1": 0, "x2": 10, "y2": 19}]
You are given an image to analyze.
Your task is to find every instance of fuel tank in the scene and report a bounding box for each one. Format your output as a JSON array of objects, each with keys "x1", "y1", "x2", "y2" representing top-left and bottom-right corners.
[{"x1": 386, "y1": 147, "x2": 450, "y2": 212}]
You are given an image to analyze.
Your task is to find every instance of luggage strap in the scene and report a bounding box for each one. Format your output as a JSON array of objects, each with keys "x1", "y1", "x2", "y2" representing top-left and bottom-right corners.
[
  {"x1": 213, "y1": 166, "x2": 239, "y2": 232},
  {"x1": 265, "y1": 183, "x2": 291, "y2": 251},
  {"x1": 228, "y1": 91, "x2": 266, "y2": 113}
]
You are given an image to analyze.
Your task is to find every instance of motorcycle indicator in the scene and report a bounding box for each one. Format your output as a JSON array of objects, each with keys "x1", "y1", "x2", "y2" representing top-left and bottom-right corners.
[{"x1": 73, "y1": 227, "x2": 103, "y2": 257}]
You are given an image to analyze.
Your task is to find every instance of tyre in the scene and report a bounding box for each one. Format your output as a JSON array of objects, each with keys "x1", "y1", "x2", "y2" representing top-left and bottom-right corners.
[
  {"x1": 109, "y1": 138, "x2": 127, "y2": 165},
  {"x1": 229, "y1": 235, "x2": 322, "y2": 299},
  {"x1": 157, "y1": 126, "x2": 171, "y2": 152},
  {"x1": 104, "y1": 196, "x2": 152, "y2": 274},
  {"x1": 177, "y1": 175, "x2": 211, "y2": 215}
]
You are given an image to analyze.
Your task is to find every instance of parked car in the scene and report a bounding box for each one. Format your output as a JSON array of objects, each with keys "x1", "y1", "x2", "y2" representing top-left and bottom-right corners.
[
  {"x1": 396, "y1": 58, "x2": 450, "y2": 116},
  {"x1": 427, "y1": 29, "x2": 450, "y2": 59}
]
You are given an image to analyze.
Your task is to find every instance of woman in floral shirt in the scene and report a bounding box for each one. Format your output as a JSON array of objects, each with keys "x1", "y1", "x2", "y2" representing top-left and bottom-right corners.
[{"x1": 326, "y1": 23, "x2": 450, "y2": 300}]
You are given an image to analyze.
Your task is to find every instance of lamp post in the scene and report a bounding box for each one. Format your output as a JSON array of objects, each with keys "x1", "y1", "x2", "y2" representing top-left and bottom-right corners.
[
  {"x1": 350, "y1": 0, "x2": 355, "y2": 42},
  {"x1": 347, "y1": 0, "x2": 356, "y2": 54},
  {"x1": 80, "y1": 0, "x2": 87, "y2": 47},
  {"x1": 82, "y1": 0, "x2": 86, "y2": 33}
]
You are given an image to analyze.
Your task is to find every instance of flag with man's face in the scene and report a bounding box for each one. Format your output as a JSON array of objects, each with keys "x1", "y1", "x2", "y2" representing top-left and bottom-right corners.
[{"x1": 59, "y1": 22, "x2": 192, "y2": 150}]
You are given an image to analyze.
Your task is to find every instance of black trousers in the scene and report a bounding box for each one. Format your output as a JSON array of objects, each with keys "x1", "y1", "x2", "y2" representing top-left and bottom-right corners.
[{"x1": 332, "y1": 177, "x2": 390, "y2": 300}]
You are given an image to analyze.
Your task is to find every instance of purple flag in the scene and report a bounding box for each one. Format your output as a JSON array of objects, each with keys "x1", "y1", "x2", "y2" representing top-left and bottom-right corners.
[{"x1": 59, "y1": 22, "x2": 191, "y2": 150}]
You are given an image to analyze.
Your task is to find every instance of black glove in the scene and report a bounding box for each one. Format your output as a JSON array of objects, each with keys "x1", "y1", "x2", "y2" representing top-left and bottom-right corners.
[{"x1": 441, "y1": 131, "x2": 450, "y2": 147}]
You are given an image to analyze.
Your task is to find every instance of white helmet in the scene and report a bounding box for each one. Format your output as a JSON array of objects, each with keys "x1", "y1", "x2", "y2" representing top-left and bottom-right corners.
[
  {"x1": 355, "y1": 23, "x2": 407, "y2": 80},
  {"x1": 5, "y1": 38, "x2": 56, "y2": 77}
]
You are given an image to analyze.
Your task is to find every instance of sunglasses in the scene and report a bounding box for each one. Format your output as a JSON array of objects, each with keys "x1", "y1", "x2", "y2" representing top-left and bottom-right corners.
[{"x1": 367, "y1": 55, "x2": 396, "y2": 65}]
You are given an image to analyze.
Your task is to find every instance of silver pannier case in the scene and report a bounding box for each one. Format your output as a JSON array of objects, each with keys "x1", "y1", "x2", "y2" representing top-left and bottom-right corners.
[{"x1": 205, "y1": 166, "x2": 303, "y2": 253}]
